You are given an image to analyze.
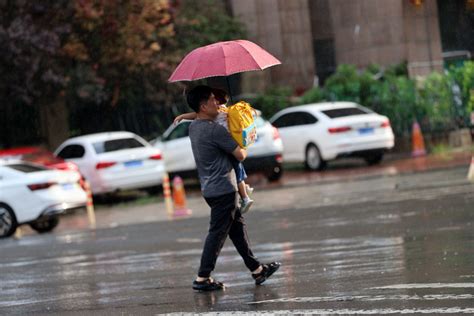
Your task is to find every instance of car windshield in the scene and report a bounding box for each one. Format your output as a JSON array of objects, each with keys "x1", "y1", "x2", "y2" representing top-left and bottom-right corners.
[
  {"x1": 6, "y1": 164, "x2": 48, "y2": 173},
  {"x1": 93, "y1": 138, "x2": 145, "y2": 154},
  {"x1": 321, "y1": 107, "x2": 369, "y2": 118}
]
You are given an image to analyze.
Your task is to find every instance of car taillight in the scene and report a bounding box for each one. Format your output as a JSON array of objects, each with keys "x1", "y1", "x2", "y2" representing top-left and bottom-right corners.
[
  {"x1": 276, "y1": 154, "x2": 283, "y2": 163},
  {"x1": 380, "y1": 120, "x2": 391, "y2": 128},
  {"x1": 149, "y1": 153, "x2": 162, "y2": 160},
  {"x1": 328, "y1": 126, "x2": 352, "y2": 133},
  {"x1": 96, "y1": 162, "x2": 116, "y2": 169},
  {"x1": 28, "y1": 182, "x2": 56, "y2": 191},
  {"x1": 272, "y1": 126, "x2": 281, "y2": 140}
]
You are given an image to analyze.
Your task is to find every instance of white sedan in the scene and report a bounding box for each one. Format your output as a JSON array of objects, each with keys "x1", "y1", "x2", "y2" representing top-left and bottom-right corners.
[
  {"x1": 269, "y1": 102, "x2": 395, "y2": 170},
  {"x1": 55, "y1": 132, "x2": 165, "y2": 195},
  {"x1": 0, "y1": 161, "x2": 87, "y2": 238}
]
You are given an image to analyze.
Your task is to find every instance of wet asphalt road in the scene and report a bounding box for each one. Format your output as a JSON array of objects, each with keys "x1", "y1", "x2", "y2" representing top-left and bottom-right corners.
[{"x1": 1, "y1": 167, "x2": 474, "y2": 315}]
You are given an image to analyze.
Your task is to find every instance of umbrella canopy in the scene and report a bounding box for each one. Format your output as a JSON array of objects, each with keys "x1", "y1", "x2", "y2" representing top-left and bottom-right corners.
[{"x1": 168, "y1": 40, "x2": 281, "y2": 82}]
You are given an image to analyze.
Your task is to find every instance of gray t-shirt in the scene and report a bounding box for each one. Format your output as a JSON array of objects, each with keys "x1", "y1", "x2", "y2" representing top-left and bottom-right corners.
[{"x1": 189, "y1": 119, "x2": 239, "y2": 198}]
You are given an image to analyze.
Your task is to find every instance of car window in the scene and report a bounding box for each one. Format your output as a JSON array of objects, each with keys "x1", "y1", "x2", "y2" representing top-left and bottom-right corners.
[
  {"x1": 322, "y1": 107, "x2": 369, "y2": 118},
  {"x1": 164, "y1": 122, "x2": 191, "y2": 141},
  {"x1": 93, "y1": 137, "x2": 145, "y2": 154},
  {"x1": 272, "y1": 112, "x2": 318, "y2": 128},
  {"x1": 5, "y1": 164, "x2": 48, "y2": 173},
  {"x1": 57, "y1": 144, "x2": 86, "y2": 159}
]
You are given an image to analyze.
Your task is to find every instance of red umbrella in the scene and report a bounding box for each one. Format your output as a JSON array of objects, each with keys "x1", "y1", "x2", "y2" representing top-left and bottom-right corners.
[{"x1": 168, "y1": 40, "x2": 281, "y2": 82}]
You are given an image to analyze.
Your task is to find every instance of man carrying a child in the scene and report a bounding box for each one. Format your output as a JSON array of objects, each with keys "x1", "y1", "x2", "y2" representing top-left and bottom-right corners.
[{"x1": 186, "y1": 85, "x2": 280, "y2": 291}]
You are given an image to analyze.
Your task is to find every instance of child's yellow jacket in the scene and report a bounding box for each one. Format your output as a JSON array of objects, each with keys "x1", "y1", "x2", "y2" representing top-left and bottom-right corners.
[{"x1": 227, "y1": 101, "x2": 257, "y2": 148}]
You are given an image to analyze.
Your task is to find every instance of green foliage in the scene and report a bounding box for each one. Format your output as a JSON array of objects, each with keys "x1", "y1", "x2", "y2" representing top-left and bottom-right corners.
[
  {"x1": 250, "y1": 87, "x2": 293, "y2": 119},
  {"x1": 299, "y1": 87, "x2": 326, "y2": 105},
  {"x1": 418, "y1": 72, "x2": 454, "y2": 131},
  {"x1": 323, "y1": 64, "x2": 361, "y2": 103},
  {"x1": 377, "y1": 75, "x2": 419, "y2": 136},
  {"x1": 448, "y1": 61, "x2": 474, "y2": 116}
]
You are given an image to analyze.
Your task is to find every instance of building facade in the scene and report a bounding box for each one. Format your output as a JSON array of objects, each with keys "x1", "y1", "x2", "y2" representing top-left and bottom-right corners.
[{"x1": 229, "y1": 0, "x2": 473, "y2": 93}]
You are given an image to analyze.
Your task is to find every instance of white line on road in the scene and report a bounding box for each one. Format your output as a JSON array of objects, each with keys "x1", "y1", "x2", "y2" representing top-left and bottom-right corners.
[
  {"x1": 247, "y1": 293, "x2": 474, "y2": 304},
  {"x1": 371, "y1": 283, "x2": 474, "y2": 289},
  {"x1": 161, "y1": 307, "x2": 474, "y2": 315}
]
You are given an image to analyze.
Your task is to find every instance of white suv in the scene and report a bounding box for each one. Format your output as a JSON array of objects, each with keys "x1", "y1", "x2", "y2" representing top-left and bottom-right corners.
[{"x1": 152, "y1": 114, "x2": 284, "y2": 181}]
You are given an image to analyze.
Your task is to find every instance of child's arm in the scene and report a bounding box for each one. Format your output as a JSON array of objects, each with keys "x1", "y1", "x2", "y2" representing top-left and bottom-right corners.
[{"x1": 174, "y1": 112, "x2": 197, "y2": 125}]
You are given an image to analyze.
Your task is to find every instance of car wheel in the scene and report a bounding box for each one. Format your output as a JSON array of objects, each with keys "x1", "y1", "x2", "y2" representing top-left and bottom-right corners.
[
  {"x1": 0, "y1": 203, "x2": 18, "y2": 238},
  {"x1": 305, "y1": 144, "x2": 326, "y2": 171},
  {"x1": 29, "y1": 216, "x2": 60, "y2": 234},
  {"x1": 267, "y1": 164, "x2": 283, "y2": 182},
  {"x1": 364, "y1": 152, "x2": 384, "y2": 166}
]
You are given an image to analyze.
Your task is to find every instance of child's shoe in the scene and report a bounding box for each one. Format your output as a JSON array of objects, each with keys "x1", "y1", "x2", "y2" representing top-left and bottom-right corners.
[
  {"x1": 245, "y1": 184, "x2": 254, "y2": 196},
  {"x1": 240, "y1": 197, "x2": 254, "y2": 214}
]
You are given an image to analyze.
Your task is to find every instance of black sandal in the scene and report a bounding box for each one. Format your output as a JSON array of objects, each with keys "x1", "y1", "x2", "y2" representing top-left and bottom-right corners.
[
  {"x1": 252, "y1": 262, "x2": 281, "y2": 285},
  {"x1": 192, "y1": 278, "x2": 225, "y2": 291}
]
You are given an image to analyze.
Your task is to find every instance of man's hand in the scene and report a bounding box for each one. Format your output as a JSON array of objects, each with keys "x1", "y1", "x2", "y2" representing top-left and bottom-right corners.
[{"x1": 232, "y1": 146, "x2": 247, "y2": 161}]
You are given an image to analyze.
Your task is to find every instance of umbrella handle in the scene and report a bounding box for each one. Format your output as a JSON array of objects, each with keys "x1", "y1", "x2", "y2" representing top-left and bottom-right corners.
[{"x1": 226, "y1": 77, "x2": 234, "y2": 104}]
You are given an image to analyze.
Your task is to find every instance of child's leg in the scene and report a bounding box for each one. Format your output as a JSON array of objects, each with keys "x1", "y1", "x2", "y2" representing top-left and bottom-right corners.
[
  {"x1": 238, "y1": 181, "x2": 248, "y2": 200},
  {"x1": 230, "y1": 157, "x2": 249, "y2": 200}
]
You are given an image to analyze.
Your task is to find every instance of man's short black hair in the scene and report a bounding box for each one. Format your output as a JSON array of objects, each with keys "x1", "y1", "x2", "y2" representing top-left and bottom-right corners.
[{"x1": 186, "y1": 85, "x2": 213, "y2": 113}]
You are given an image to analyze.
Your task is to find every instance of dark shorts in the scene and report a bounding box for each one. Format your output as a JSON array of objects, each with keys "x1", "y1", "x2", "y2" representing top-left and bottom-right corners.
[{"x1": 230, "y1": 156, "x2": 247, "y2": 183}]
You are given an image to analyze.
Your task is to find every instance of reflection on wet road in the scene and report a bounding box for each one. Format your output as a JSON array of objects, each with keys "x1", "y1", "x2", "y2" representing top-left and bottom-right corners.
[{"x1": 1, "y1": 169, "x2": 474, "y2": 314}]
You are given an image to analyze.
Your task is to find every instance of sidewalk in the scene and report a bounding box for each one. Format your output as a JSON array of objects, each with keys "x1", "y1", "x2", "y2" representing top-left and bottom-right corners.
[{"x1": 16, "y1": 149, "x2": 474, "y2": 236}]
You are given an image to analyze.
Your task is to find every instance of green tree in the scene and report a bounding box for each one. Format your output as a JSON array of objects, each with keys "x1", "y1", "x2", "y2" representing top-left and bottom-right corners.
[{"x1": 0, "y1": 1, "x2": 75, "y2": 146}]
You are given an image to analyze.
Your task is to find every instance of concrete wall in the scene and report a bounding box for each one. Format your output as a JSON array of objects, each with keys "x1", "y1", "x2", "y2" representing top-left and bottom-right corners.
[
  {"x1": 402, "y1": 0, "x2": 444, "y2": 77},
  {"x1": 230, "y1": 0, "x2": 315, "y2": 93},
  {"x1": 328, "y1": 0, "x2": 407, "y2": 68}
]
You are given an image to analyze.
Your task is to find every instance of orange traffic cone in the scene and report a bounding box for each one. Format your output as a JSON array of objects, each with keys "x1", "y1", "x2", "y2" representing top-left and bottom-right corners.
[
  {"x1": 411, "y1": 121, "x2": 426, "y2": 157},
  {"x1": 83, "y1": 180, "x2": 96, "y2": 229},
  {"x1": 467, "y1": 156, "x2": 474, "y2": 182},
  {"x1": 172, "y1": 176, "x2": 192, "y2": 218},
  {"x1": 162, "y1": 173, "x2": 174, "y2": 218}
]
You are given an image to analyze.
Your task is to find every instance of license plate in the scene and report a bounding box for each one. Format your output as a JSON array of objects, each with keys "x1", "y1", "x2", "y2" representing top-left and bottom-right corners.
[
  {"x1": 359, "y1": 127, "x2": 374, "y2": 135},
  {"x1": 125, "y1": 160, "x2": 143, "y2": 168},
  {"x1": 62, "y1": 183, "x2": 74, "y2": 191}
]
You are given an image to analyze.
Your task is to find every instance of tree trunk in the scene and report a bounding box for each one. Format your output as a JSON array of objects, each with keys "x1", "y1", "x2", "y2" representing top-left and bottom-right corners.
[{"x1": 39, "y1": 95, "x2": 70, "y2": 150}]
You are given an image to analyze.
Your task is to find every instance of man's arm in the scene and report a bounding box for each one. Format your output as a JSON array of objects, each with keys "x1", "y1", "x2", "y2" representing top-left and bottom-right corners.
[{"x1": 232, "y1": 146, "x2": 247, "y2": 162}]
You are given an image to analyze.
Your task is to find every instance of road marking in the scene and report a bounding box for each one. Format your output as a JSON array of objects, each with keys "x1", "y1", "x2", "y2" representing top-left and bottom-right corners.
[
  {"x1": 248, "y1": 294, "x2": 474, "y2": 304},
  {"x1": 372, "y1": 283, "x2": 474, "y2": 289},
  {"x1": 161, "y1": 308, "x2": 474, "y2": 315}
]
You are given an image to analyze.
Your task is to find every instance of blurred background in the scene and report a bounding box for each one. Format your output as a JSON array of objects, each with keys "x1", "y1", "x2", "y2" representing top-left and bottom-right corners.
[{"x1": 1, "y1": 0, "x2": 473, "y2": 154}]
